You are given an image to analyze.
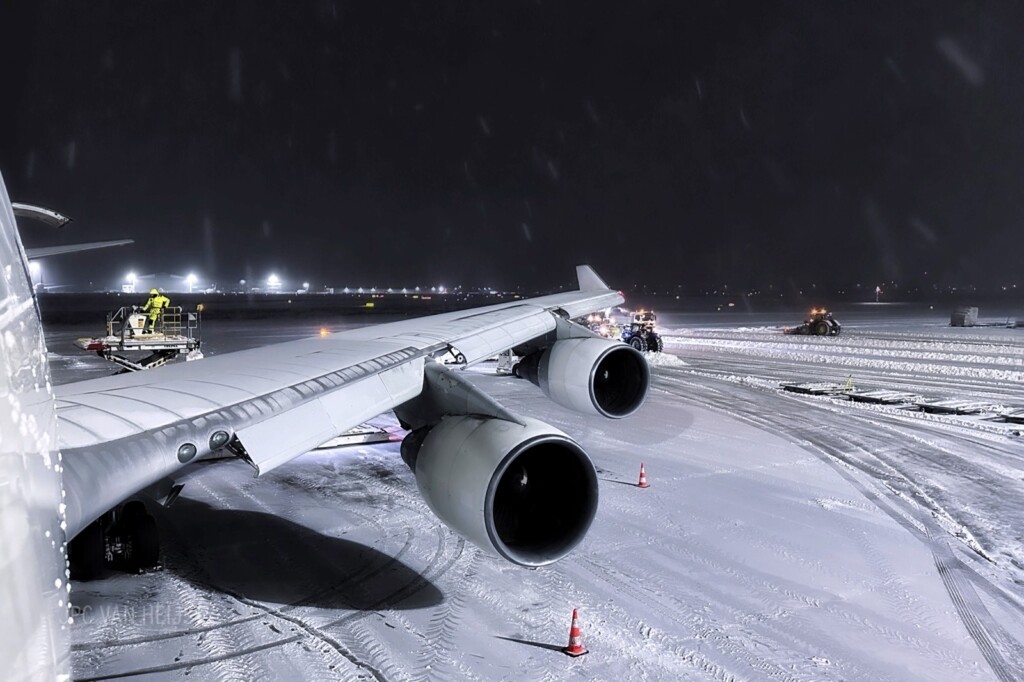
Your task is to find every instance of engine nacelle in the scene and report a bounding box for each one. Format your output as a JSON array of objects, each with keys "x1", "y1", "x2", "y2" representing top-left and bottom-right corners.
[
  {"x1": 515, "y1": 338, "x2": 649, "y2": 418},
  {"x1": 402, "y1": 415, "x2": 598, "y2": 567}
]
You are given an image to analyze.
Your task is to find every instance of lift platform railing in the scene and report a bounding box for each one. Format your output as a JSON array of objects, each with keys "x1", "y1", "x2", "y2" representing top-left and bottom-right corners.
[{"x1": 106, "y1": 305, "x2": 202, "y2": 342}]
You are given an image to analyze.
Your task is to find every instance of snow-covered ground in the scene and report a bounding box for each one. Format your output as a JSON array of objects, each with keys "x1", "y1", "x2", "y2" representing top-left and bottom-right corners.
[{"x1": 51, "y1": 308, "x2": 1024, "y2": 681}]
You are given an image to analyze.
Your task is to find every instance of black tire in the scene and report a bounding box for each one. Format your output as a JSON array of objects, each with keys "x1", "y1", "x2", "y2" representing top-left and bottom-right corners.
[
  {"x1": 629, "y1": 335, "x2": 647, "y2": 352},
  {"x1": 511, "y1": 362, "x2": 522, "y2": 379},
  {"x1": 815, "y1": 322, "x2": 829, "y2": 336},
  {"x1": 69, "y1": 519, "x2": 106, "y2": 581},
  {"x1": 124, "y1": 514, "x2": 160, "y2": 572},
  {"x1": 829, "y1": 320, "x2": 842, "y2": 335},
  {"x1": 647, "y1": 333, "x2": 664, "y2": 353},
  {"x1": 122, "y1": 500, "x2": 147, "y2": 521}
]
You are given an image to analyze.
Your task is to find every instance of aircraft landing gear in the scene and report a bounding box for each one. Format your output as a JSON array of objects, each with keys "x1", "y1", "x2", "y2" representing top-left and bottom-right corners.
[{"x1": 69, "y1": 501, "x2": 161, "y2": 580}]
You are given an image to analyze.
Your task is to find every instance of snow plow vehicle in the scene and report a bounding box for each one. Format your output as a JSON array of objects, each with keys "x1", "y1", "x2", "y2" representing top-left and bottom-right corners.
[
  {"x1": 582, "y1": 310, "x2": 618, "y2": 339},
  {"x1": 784, "y1": 308, "x2": 841, "y2": 336},
  {"x1": 621, "y1": 310, "x2": 664, "y2": 352}
]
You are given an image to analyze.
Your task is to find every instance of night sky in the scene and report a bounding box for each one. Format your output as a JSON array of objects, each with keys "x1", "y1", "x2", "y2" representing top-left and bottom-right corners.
[{"x1": 2, "y1": 2, "x2": 1023, "y2": 293}]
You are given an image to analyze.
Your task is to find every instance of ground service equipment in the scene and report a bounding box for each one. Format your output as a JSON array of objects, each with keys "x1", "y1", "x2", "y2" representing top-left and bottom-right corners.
[
  {"x1": 784, "y1": 308, "x2": 841, "y2": 336},
  {"x1": 76, "y1": 304, "x2": 203, "y2": 371},
  {"x1": 620, "y1": 310, "x2": 664, "y2": 352}
]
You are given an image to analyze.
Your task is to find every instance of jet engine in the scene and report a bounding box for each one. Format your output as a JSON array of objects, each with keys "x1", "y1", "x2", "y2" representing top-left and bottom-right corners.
[
  {"x1": 514, "y1": 337, "x2": 649, "y2": 418},
  {"x1": 401, "y1": 415, "x2": 598, "y2": 567}
]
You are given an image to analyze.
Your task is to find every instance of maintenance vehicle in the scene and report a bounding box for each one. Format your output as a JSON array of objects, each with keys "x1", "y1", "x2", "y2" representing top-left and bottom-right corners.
[
  {"x1": 76, "y1": 304, "x2": 203, "y2": 372},
  {"x1": 784, "y1": 308, "x2": 842, "y2": 336},
  {"x1": 620, "y1": 310, "x2": 664, "y2": 352},
  {"x1": 580, "y1": 310, "x2": 619, "y2": 339}
]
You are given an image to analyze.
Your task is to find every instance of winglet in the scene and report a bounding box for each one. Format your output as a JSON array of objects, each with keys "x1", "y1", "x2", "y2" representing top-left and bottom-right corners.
[{"x1": 576, "y1": 265, "x2": 610, "y2": 291}]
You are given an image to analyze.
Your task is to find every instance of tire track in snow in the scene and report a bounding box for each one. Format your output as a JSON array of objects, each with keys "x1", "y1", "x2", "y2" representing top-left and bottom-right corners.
[
  {"x1": 73, "y1": 464, "x2": 436, "y2": 680},
  {"x1": 653, "y1": 371, "x2": 1024, "y2": 681},
  {"x1": 592, "y1": 507, "x2": 952, "y2": 681},
  {"x1": 411, "y1": 549, "x2": 483, "y2": 682},
  {"x1": 572, "y1": 553, "x2": 773, "y2": 681}
]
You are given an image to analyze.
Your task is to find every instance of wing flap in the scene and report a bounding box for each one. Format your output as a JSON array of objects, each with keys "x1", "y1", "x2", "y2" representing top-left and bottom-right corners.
[
  {"x1": 234, "y1": 399, "x2": 336, "y2": 475},
  {"x1": 235, "y1": 357, "x2": 424, "y2": 475}
]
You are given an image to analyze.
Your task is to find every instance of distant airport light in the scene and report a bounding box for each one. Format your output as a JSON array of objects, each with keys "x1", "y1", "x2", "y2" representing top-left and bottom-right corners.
[
  {"x1": 186, "y1": 272, "x2": 198, "y2": 293},
  {"x1": 126, "y1": 271, "x2": 137, "y2": 284},
  {"x1": 302, "y1": 282, "x2": 310, "y2": 290}
]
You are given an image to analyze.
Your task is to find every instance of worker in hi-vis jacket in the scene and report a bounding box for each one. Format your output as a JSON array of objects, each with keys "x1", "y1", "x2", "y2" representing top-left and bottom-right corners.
[{"x1": 141, "y1": 288, "x2": 170, "y2": 334}]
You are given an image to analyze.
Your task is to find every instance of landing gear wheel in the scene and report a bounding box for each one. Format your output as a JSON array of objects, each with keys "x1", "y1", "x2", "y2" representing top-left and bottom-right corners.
[
  {"x1": 69, "y1": 519, "x2": 105, "y2": 581},
  {"x1": 122, "y1": 513, "x2": 160, "y2": 572},
  {"x1": 118, "y1": 501, "x2": 160, "y2": 572},
  {"x1": 629, "y1": 336, "x2": 648, "y2": 352}
]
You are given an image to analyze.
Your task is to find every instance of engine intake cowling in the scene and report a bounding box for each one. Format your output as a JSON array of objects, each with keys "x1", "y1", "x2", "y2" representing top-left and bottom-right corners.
[
  {"x1": 515, "y1": 338, "x2": 649, "y2": 418},
  {"x1": 402, "y1": 415, "x2": 598, "y2": 567}
]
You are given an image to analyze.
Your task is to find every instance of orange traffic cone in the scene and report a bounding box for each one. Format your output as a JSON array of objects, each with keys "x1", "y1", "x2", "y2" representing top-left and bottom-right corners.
[
  {"x1": 563, "y1": 608, "x2": 589, "y2": 657},
  {"x1": 637, "y1": 462, "x2": 650, "y2": 488}
]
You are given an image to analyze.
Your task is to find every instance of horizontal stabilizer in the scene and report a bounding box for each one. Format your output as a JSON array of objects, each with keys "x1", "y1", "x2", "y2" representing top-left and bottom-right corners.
[
  {"x1": 576, "y1": 264, "x2": 610, "y2": 291},
  {"x1": 12, "y1": 203, "x2": 72, "y2": 228}
]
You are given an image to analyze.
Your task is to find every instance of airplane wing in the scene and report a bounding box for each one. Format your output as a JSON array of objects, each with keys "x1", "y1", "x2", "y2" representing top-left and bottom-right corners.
[
  {"x1": 25, "y1": 239, "x2": 134, "y2": 258},
  {"x1": 57, "y1": 264, "x2": 646, "y2": 569}
]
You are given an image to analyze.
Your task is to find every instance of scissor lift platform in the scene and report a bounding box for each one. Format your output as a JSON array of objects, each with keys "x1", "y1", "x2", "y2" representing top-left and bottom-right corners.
[{"x1": 76, "y1": 305, "x2": 202, "y2": 372}]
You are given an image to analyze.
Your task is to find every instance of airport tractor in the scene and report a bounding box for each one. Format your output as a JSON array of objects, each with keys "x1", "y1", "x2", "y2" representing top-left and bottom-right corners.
[
  {"x1": 784, "y1": 308, "x2": 842, "y2": 336},
  {"x1": 620, "y1": 310, "x2": 664, "y2": 352}
]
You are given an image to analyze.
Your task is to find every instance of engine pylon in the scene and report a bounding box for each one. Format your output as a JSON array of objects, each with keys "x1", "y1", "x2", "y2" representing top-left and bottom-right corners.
[
  {"x1": 562, "y1": 608, "x2": 589, "y2": 657},
  {"x1": 637, "y1": 462, "x2": 650, "y2": 489}
]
